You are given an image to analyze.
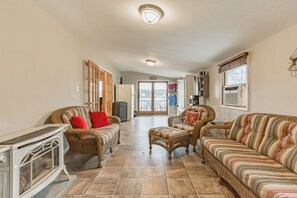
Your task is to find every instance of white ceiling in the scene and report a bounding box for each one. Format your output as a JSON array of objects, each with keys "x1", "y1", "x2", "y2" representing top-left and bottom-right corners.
[{"x1": 34, "y1": 0, "x2": 297, "y2": 78}]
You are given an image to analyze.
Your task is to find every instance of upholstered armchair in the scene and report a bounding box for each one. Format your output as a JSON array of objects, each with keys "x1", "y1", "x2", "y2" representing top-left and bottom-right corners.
[{"x1": 168, "y1": 105, "x2": 215, "y2": 152}]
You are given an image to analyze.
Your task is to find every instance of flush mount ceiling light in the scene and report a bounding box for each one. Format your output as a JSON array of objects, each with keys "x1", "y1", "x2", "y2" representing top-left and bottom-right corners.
[
  {"x1": 146, "y1": 59, "x2": 156, "y2": 66},
  {"x1": 138, "y1": 4, "x2": 164, "y2": 24}
]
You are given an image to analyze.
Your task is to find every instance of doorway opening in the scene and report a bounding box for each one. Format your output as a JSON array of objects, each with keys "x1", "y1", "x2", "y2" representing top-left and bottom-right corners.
[{"x1": 138, "y1": 81, "x2": 168, "y2": 115}]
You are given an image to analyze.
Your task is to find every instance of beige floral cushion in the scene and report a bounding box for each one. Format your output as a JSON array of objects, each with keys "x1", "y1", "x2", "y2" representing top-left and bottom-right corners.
[
  {"x1": 150, "y1": 126, "x2": 189, "y2": 140},
  {"x1": 172, "y1": 123, "x2": 194, "y2": 135}
]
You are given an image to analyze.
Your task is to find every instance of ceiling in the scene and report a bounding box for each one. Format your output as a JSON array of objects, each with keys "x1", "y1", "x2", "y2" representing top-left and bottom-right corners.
[{"x1": 34, "y1": 0, "x2": 297, "y2": 78}]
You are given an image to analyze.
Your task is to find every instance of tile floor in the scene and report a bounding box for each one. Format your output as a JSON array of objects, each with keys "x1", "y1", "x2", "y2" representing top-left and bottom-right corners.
[{"x1": 60, "y1": 116, "x2": 238, "y2": 198}]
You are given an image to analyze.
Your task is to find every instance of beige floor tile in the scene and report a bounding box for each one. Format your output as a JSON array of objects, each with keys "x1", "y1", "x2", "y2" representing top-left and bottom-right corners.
[
  {"x1": 85, "y1": 177, "x2": 118, "y2": 195},
  {"x1": 130, "y1": 151, "x2": 151, "y2": 158},
  {"x1": 141, "y1": 196, "x2": 169, "y2": 198},
  {"x1": 125, "y1": 158, "x2": 147, "y2": 166},
  {"x1": 114, "y1": 178, "x2": 142, "y2": 195},
  {"x1": 115, "y1": 144, "x2": 132, "y2": 151},
  {"x1": 167, "y1": 178, "x2": 196, "y2": 195},
  {"x1": 169, "y1": 196, "x2": 198, "y2": 198},
  {"x1": 96, "y1": 166, "x2": 123, "y2": 178},
  {"x1": 143, "y1": 166, "x2": 165, "y2": 178},
  {"x1": 63, "y1": 178, "x2": 93, "y2": 195},
  {"x1": 165, "y1": 166, "x2": 189, "y2": 178},
  {"x1": 83, "y1": 195, "x2": 113, "y2": 198},
  {"x1": 60, "y1": 195, "x2": 83, "y2": 198},
  {"x1": 141, "y1": 178, "x2": 169, "y2": 195},
  {"x1": 191, "y1": 178, "x2": 224, "y2": 195},
  {"x1": 121, "y1": 166, "x2": 144, "y2": 178},
  {"x1": 76, "y1": 168, "x2": 101, "y2": 178},
  {"x1": 198, "y1": 195, "x2": 226, "y2": 198},
  {"x1": 186, "y1": 166, "x2": 212, "y2": 178},
  {"x1": 145, "y1": 157, "x2": 164, "y2": 166},
  {"x1": 163, "y1": 158, "x2": 184, "y2": 166},
  {"x1": 111, "y1": 150, "x2": 131, "y2": 157},
  {"x1": 182, "y1": 155, "x2": 201, "y2": 166},
  {"x1": 106, "y1": 157, "x2": 127, "y2": 166}
]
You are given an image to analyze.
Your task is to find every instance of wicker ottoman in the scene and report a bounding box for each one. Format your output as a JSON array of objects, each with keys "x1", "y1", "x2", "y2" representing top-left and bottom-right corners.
[{"x1": 148, "y1": 126, "x2": 190, "y2": 159}]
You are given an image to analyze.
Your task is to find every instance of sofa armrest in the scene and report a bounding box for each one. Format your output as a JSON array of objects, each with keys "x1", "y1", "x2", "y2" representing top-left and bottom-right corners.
[
  {"x1": 200, "y1": 122, "x2": 233, "y2": 140},
  {"x1": 108, "y1": 116, "x2": 121, "y2": 124},
  {"x1": 168, "y1": 115, "x2": 184, "y2": 126}
]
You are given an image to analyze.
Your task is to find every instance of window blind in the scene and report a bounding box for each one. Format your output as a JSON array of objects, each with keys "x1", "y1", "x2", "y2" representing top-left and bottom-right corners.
[{"x1": 218, "y1": 52, "x2": 248, "y2": 73}]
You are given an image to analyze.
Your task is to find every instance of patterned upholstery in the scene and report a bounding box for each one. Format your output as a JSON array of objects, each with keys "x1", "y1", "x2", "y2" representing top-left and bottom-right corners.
[
  {"x1": 62, "y1": 106, "x2": 92, "y2": 129},
  {"x1": 150, "y1": 126, "x2": 189, "y2": 140},
  {"x1": 259, "y1": 117, "x2": 297, "y2": 174},
  {"x1": 81, "y1": 124, "x2": 120, "y2": 145},
  {"x1": 172, "y1": 123, "x2": 194, "y2": 135},
  {"x1": 203, "y1": 137, "x2": 297, "y2": 198},
  {"x1": 183, "y1": 106, "x2": 208, "y2": 121},
  {"x1": 228, "y1": 114, "x2": 269, "y2": 151},
  {"x1": 61, "y1": 106, "x2": 120, "y2": 146}
]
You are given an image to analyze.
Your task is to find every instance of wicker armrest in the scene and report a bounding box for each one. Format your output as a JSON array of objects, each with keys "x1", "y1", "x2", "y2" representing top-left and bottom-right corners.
[
  {"x1": 108, "y1": 116, "x2": 121, "y2": 124},
  {"x1": 200, "y1": 122, "x2": 233, "y2": 140},
  {"x1": 168, "y1": 115, "x2": 184, "y2": 126}
]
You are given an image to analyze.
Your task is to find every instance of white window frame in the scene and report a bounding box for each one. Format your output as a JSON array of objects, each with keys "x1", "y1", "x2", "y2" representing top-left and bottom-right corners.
[{"x1": 221, "y1": 60, "x2": 249, "y2": 111}]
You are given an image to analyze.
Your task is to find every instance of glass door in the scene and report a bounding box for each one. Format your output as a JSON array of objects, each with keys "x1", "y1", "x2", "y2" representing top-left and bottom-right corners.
[
  {"x1": 139, "y1": 82, "x2": 152, "y2": 113},
  {"x1": 138, "y1": 81, "x2": 168, "y2": 115},
  {"x1": 154, "y1": 82, "x2": 167, "y2": 113}
]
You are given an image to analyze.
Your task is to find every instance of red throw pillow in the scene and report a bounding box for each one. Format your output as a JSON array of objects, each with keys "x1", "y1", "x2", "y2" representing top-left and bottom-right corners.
[
  {"x1": 90, "y1": 111, "x2": 111, "y2": 128},
  {"x1": 71, "y1": 116, "x2": 89, "y2": 129},
  {"x1": 186, "y1": 111, "x2": 200, "y2": 126}
]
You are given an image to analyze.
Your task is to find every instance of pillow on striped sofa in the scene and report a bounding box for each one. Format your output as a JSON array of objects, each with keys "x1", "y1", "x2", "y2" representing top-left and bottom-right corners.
[
  {"x1": 228, "y1": 114, "x2": 269, "y2": 151},
  {"x1": 258, "y1": 117, "x2": 297, "y2": 174},
  {"x1": 61, "y1": 107, "x2": 92, "y2": 129}
]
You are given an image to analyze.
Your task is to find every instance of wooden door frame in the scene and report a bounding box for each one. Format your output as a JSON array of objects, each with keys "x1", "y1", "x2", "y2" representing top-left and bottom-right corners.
[{"x1": 137, "y1": 81, "x2": 168, "y2": 115}]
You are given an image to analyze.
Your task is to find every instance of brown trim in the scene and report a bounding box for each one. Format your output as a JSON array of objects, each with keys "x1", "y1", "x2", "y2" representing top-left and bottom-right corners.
[
  {"x1": 138, "y1": 81, "x2": 168, "y2": 115},
  {"x1": 218, "y1": 52, "x2": 248, "y2": 73}
]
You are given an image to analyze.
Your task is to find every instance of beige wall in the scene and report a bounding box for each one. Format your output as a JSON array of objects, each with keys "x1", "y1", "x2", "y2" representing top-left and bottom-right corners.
[
  {"x1": 0, "y1": 1, "x2": 121, "y2": 136},
  {"x1": 203, "y1": 24, "x2": 297, "y2": 121}
]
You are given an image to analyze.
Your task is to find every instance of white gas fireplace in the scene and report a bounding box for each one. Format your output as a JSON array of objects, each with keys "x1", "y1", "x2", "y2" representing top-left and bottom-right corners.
[{"x1": 0, "y1": 124, "x2": 69, "y2": 198}]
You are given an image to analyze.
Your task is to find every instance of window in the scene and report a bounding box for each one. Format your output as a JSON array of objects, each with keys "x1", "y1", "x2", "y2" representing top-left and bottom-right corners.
[
  {"x1": 218, "y1": 52, "x2": 248, "y2": 110},
  {"x1": 225, "y1": 64, "x2": 247, "y2": 86}
]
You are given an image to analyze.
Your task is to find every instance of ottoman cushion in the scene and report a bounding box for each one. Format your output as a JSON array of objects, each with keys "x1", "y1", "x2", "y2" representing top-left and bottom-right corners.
[{"x1": 150, "y1": 126, "x2": 189, "y2": 139}]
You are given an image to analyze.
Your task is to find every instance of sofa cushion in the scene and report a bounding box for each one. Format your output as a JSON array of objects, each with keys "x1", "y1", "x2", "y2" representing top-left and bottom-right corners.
[
  {"x1": 150, "y1": 126, "x2": 189, "y2": 140},
  {"x1": 186, "y1": 110, "x2": 200, "y2": 125},
  {"x1": 71, "y1": 116, "x2": 89, "y2": 129},
  {"x1": 228, "y1": 114, "x2": 269, "y2": 151},
  {"x1": 62, "y1": 107, "x2": 92, "y2": 129},
  {"x1": 203, "y1": 137, "x2": 297, "y2": 197},
  {"x1": 90, "y1": 111, "x2": 111, "y2": 128},
  {"x1": 258, "y1": 117, "x2": 297, "y2": 174},
  {"x1": 80, "y1": 123, "x2": 120, "y2": 145},
  {"x1": 172, "y1": 123, "x2": 194, "y2": 135},
  {"x1": 183, "y1": 106, "x2": 208, "y2": 121}
]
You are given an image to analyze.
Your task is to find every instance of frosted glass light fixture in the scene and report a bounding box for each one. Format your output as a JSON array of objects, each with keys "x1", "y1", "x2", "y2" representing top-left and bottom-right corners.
[
  {"x1": 146, "y1": 59, "x2": 156, "y2": 66},
  {"x1": 139, "y1": 4, "x2": 164, "y2": 24}
]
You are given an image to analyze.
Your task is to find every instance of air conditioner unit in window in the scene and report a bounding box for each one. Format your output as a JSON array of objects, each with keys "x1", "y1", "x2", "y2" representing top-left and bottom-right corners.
[{"x1": 223, "y1": 84, "x2": 247, "y2": 107}]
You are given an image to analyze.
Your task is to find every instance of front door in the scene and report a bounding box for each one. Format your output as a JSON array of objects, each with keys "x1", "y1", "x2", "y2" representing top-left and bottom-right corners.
[{"x1": 138, "y1": 81, "x2": 168, "y2": 115}]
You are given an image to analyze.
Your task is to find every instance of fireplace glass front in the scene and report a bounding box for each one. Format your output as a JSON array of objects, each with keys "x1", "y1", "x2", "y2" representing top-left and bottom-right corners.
[{"x1": 19, "y1": 140, "x2": 60, "y2": 196}]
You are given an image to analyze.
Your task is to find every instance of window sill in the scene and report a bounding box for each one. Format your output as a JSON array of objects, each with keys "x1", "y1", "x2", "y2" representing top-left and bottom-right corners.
[{"x1": 221, "y1": 105, "x2": 248, "y2": 112}]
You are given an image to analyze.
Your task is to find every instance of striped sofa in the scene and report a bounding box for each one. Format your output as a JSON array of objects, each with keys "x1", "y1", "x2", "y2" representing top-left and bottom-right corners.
[
  {"x1": 201, "y1": 113, "x2": 297, "y2": 198},
  {"x1": 51, "y1": 106, "x2": 120, "y2": 168}
]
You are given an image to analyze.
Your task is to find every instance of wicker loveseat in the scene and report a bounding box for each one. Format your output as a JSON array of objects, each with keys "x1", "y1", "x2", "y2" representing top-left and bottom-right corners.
[
  {"x1": 51, "y1": 106, "x2": 120, "y2": 168},
  {"x1": 200, "y1": 113, "x2": 297, "y2": 198},
  {"x1": 168, "y1": 105, "x2": 215, "y2": 152}
]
